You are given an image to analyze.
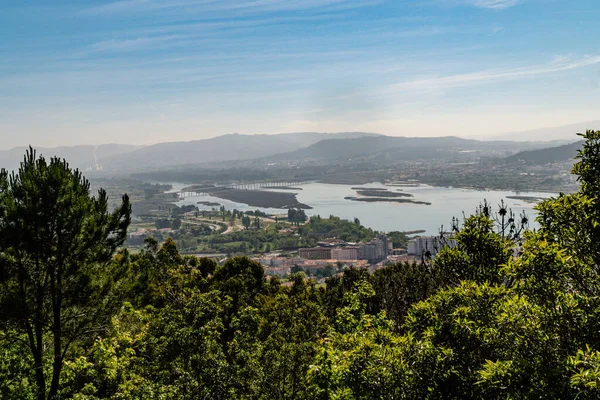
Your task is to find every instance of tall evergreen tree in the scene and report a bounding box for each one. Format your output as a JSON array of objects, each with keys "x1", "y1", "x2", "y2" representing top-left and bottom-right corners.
[{"x1": 0, "y1": 148, "x2": 131, "y2": 400}]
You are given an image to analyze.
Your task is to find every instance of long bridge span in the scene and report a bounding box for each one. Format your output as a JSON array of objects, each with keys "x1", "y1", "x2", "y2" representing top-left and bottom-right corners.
[{"x1": 227, "y1": 181, "x2": 309, "y2": 190}]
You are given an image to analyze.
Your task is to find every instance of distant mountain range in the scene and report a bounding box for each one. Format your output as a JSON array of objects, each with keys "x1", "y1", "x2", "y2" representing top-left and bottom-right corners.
[
  {"x1": 103, "y1": 132, "x2": 380, "y2": 170},
  {"x1": 504, "y1": 140, "x2": 584, "y2": 165},
  {"x1": 0, "y1": 124, "x2": 593, "y2": 173},
  {"x1": 263, "y1": 135, "x2": 553, "y2": 163},
  {"x1": 0, "y1": 132, "x2": 377, "y2": 172}
]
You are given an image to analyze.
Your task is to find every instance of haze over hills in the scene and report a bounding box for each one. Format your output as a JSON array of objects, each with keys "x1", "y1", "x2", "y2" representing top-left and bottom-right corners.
[
  {"x1": 0, "y1": 144, "x2": 140, "y2": 172},
  {"x1": 0, "y1": 121, "x2": 596, "y2": 173},
  {"x1": 104, "y1": 133, "x2": 561, "y2": 172},
  {"x1": 0, "y1": 132, "x2": 377, "y2": 173},
  {"x1": 104, "y1": 126, "x2": 588, "y2": 172},
  {"x1": 263, "y1": 135, "x2": 562, "y2": 164},
  {"x1": 103, "y1": 132, "x2": 380, "y2": 170},
  {"x1": 490, "y1": 120, "x2": 600, "y2": 142},
  {"x1": 504, "y1": 140, "x2": 584, "y2": 165}
]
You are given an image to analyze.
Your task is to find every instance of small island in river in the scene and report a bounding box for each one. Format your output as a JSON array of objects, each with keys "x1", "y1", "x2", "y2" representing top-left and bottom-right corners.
[
  {"x1": 356, "y1": 190, "x2": 413, "y2": 198},
  {"x1": 182, "y1": 184, "x2": 311, "y2": 209},
  {"x1": 348, "y1": 186, "x2": 429, "y2": 204},
  {"x1": 197, "y1": 201, "x2": 221, "y2": 207},
  {"x1": 345, "y1": 196, "x2": 431, "y2": 205}
]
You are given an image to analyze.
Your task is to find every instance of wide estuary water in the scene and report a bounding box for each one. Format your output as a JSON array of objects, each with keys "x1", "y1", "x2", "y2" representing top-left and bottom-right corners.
[{"x1": 173, "y1": 182, "x2": 556, "y2": 235}]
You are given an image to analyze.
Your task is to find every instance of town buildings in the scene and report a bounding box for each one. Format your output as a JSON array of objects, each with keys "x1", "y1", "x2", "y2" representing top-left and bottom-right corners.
[
  {"x1": 407, "y1": 235, "x2": 457, "y2": 257},
  {"x1": 298, "y1": 234, "x2": 456, "y2": 262},
  {"x1": 298, "y1": 235, "x2": 391, "y2": 263},
  {"x1": 358, "y1": 236, "x2": 390, "y2": 263},
  {"x1": 331, "y1": 246, "x2": 360, "y2": 260},
  {"x1": 299, "y1": 247, "x2": 332, "y2": 260}
]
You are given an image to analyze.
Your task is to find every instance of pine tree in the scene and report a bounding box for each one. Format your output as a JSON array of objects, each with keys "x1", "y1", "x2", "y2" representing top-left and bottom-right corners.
[{"x1": 0, "y1": 148, "x2": 131, "y2": 400}]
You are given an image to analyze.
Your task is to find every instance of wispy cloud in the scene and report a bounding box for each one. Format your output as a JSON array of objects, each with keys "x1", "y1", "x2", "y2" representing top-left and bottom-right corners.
[
  {"x1": 490, "y1": 24, "x2": 503, "y2": 34},
  {"x1": 461, "y1": 0, "x2": 522, "y2": 9},
  {"x1": 389, "y1": 55, "x2": 600, "y2": 92},
  {"x1": 69, "y1": 19, "x2": 452, "y2": 57},
  {"x1": 84, "y1": 35, "x2": 183, "y2": 54},
  {"x1": 83, "y1": 0, "x2": 201, "y2": 15},
  {"x1": 102, "y1": 12, "x2": 354, "y2": 40},
  {"x1": 83, "y1": 0, "x2": 378, "y2": 16}
]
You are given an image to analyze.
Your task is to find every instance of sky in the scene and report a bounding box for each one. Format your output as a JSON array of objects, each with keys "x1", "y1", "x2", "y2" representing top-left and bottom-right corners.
[{"x1": 1, "y1": 0, "x2": 600, "y2": 149}]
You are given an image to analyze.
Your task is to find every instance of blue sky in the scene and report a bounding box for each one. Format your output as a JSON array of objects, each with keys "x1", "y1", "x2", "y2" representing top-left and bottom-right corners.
[{"x1": 1, "y1": 0, "x2": 600, "y2": 148}]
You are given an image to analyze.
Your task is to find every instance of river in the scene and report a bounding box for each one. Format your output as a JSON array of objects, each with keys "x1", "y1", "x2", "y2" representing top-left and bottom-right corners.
[{"x1": 173, "y1": 182, "x2": 555, "y2": 235}]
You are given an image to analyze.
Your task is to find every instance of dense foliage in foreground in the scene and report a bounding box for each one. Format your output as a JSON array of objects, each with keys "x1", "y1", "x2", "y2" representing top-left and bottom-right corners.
[{"x1": 3, "y1": 131, "x2": 600, "y2": 399}]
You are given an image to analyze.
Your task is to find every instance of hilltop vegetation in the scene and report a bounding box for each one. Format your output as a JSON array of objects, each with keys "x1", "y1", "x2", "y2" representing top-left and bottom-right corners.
[{"x1": 3, "y1": 131, "x2": 600, "y2": 399}]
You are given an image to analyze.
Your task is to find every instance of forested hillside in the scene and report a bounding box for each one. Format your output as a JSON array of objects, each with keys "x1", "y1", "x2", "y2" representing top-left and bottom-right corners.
[{"x1": 3, "y1": 132, "x2": 600, "y2": 399}]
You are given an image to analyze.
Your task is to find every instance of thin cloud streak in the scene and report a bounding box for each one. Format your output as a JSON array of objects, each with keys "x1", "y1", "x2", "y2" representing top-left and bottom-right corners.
[
  {"x1": 389, "y1": 55, "x2": 600, "y2": 92},
  {"x1": 84, "y1": 35, "x2": 184, "y2": 54},
  {"x1": 82, "y1": 0, "x2": 378, "y2": 16},
  {"x1": 70, "y1": 22, "x2": 454, "y2": 57},
  {"x1": 462, "y1": 0, "x2": 523, "y2": 9}
]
